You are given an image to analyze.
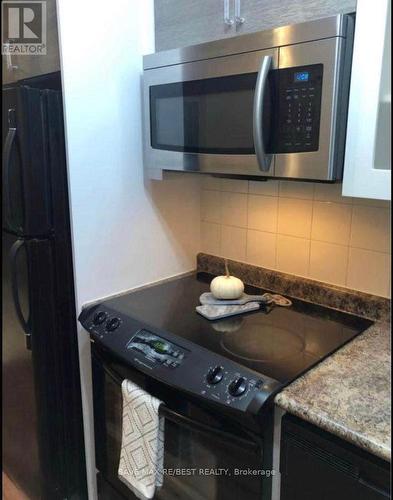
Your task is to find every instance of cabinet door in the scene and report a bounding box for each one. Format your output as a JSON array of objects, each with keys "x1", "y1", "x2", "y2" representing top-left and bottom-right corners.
[
  {"x1": 280, "y1": 415, "x2": 391, "y2": 500},
  {"x1": 155, "y1": 0, "x2": 232, "y2": 51},
  {"x1": 281, "y1": 438, "x2": 389, "y2": 500},
  {"x1": 342, "y1": 0, "x2": 391, "y2": 200},
  {"x1": 233, "y1": 0, "x2": 356, "y2": 37}
]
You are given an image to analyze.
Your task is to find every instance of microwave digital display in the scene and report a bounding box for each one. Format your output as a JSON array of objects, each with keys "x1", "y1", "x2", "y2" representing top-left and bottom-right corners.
[{"x1": 294, "y1": 71, "x2": 310, "y2": 82}]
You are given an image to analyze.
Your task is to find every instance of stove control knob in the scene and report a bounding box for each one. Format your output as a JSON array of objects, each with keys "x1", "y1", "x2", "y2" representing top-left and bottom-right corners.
[
  {"x1": 206, "y1": 366, "x2": 224, "y2": 385},
  {"x1": 93, "y1": 311, "x2": 107, "y2": 325},
  {"x1": 228, "y1": 377, "x2": 248, "y2": 397},
  {"x1": 106, "y1": 317, "x2": 121, "y2": 331}
]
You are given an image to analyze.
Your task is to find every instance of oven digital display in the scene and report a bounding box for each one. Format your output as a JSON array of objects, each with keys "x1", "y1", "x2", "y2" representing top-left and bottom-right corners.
[
  {"x1": 126, "y1": 329, "x2": 187, "y2": 368},
  {"x1": 294, "y1": 71, "x2": 310, "y2": 82}
]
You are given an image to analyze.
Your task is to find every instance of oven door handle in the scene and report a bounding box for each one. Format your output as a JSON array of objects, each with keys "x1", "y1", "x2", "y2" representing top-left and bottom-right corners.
[
  {"x1": 93, "y1": 349, "x2": 260, "y2": 453},
  {"x1": 253, "y1": 55, "x2": 273, "y2": 172}
]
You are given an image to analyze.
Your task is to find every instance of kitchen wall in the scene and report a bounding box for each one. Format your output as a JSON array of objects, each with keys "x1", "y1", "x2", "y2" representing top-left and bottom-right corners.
[
  {"x1": 200, "y1": 177, "x2": 391, "y2": 297},
  {"x1": 57, "y1": 1, "x2": 200, "y2": 498}
]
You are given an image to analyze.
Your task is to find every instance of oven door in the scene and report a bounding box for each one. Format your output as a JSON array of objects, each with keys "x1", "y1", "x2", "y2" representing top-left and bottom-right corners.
[
  {"x1": 92, "y1": 350, "x2": 272, "y2": 500},
  {"x1": 143, "y1": 48, "x2": 278, "y2": 179}
]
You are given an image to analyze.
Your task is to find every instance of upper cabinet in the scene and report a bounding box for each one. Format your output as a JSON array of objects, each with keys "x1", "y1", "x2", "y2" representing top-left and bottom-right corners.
[
  {"x1": 154, "y1": 0, "x2": 232, "y2": 51},
  {"x1": 342, "y1": 0, "x2": 391, "y2": 200},
  {"x1": 154, "y1": 0, "x2": 356, "y2": 51}
]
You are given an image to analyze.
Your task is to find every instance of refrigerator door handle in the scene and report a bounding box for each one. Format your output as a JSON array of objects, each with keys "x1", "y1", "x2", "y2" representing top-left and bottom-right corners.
[
  {"x1": 10, "y1": 239, "x2": 32, "y2": 349},
  {"x1": 3, "y1": 117, "x2": 19, "y2": 233}
]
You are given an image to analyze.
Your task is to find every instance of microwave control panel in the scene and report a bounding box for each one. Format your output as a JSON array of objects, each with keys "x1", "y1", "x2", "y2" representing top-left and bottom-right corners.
[{"x1": 273, "y1": 64, "x2": 323, "y2": 154}]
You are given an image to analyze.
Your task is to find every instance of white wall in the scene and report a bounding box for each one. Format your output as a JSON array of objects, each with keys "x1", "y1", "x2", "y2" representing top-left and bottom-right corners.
[{"x1": 57, "y1": 1, "x2": 201, "y2": 497}]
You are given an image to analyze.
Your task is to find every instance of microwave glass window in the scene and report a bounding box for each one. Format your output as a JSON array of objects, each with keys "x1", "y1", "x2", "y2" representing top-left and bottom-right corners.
[{"x1": 150, "y1": 73, "x2": 258, "y2": 154}]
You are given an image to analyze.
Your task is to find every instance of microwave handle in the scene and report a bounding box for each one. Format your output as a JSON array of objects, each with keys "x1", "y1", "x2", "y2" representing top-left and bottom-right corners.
[{"x1": 253, "y1": 55, "x2": 273, "y2": 172}]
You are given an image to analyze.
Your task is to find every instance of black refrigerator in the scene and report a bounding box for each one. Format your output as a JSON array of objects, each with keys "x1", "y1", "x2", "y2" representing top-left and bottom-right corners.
[{"x1": 2, "y1": 73, "x2": 87, "y2": 499}]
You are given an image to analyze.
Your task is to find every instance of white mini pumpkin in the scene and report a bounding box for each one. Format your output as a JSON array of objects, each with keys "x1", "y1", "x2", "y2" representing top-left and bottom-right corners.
[{"x1": 210, "y1": 260, "x2": 244, "y2": 300}]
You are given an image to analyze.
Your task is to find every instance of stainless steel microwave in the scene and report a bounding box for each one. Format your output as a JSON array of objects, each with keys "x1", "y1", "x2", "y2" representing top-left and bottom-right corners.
[{"x1": 143, "y1": 14, "x2": 354, "y2": 181}]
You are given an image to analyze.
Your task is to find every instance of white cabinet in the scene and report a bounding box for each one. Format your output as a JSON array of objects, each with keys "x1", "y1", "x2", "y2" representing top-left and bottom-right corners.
[{"x1": 342, "y1": 0, "x2": 391, "y2": 200}]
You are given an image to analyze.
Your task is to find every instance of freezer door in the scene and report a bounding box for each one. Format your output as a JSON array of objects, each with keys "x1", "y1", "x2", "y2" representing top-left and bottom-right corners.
[{"x1": 2, "y1": 86, "x2": 52, "y2": 237}]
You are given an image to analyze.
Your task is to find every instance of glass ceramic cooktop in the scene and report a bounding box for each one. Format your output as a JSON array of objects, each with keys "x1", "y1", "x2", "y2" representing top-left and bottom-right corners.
[{"x1": 103, "y1": 273, "x2": 372, "y2": 384}]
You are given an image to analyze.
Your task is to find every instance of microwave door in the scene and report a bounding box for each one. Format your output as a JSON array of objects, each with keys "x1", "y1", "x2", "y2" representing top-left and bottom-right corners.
[{"x1": 143, "y1": 48, "x2": 278, "y2": 179}]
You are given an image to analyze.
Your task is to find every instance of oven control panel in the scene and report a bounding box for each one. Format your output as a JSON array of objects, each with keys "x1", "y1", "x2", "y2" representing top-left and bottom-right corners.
[
  {"x1": 126, "y1": 329, "x2": 187, "y2": 369},
  {"x1": 273, "y1": 64, "x2": 323, "y2": 153},
  {"x1": 79, "y1": 305, "x2": 281, "y2": 415},
  {"x1": 202, "y1": 365, "x2": 272, "y2": 407}
]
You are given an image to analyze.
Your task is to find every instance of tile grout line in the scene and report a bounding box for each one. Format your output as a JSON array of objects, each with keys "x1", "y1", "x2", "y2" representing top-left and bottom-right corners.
[
  {"x1": 345, "y1": 204, "x2": 355, "y2": 288},
  {"x1": 274, "y1": 193, "x2": 279, "y2": 269},
  {"x1": 202, "y1": 220, "x2": 391, "y2": 256},
  {"x1": 244, "y1": 181, "x2": 250, "y2": 263},
  {"x1": 203, "y1": 184, "x2": 390, "y2": 205},
  {"x1": 305, "y1": 185, "x2": 316, "y2": 277},
  {"x1": 219, "y1": 189, "x2": 223, "y2": 256},
  {"x1": 203, "y1": 214, "x2": 391, "y2": 250}
]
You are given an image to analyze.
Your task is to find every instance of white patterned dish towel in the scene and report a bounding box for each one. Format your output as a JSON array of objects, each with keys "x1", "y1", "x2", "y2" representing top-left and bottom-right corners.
[{"x1": 118, "y1": 380, "x2": 165, "y2": 500}]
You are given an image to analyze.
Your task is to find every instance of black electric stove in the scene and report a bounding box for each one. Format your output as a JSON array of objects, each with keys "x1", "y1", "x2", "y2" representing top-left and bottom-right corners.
[
  {"x1": 79, "y1": 272, "x2": 373, "y2": 500},
  {"x1": 79, "y1": 272, "x2": 372, "y2": 417}
]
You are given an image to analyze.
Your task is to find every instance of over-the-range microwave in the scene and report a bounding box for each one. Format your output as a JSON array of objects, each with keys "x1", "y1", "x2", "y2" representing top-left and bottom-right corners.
[{"x1": 143, "y1": 14, "x2": 355, "y2": 182}]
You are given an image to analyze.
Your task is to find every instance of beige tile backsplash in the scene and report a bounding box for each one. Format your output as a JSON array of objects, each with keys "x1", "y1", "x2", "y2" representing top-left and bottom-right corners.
[
  {"x1": 311, "y1": 202, "x2": 352, "y2": 245},
  {"x1": 278, "y1": 198, "x2": 313, "y2": 238},
  {"x1": 247, "y1": 230, "x2": 276, "y2": 269},
  {"x1": 248, "y1": 195, "x2": 278, "y2": 233},
  {"x1": 200, "y1": 178, "x2": 391, "y2": 298},
  {"x1": 221, "y1": 225, "x2": 247, "y2": 261}
]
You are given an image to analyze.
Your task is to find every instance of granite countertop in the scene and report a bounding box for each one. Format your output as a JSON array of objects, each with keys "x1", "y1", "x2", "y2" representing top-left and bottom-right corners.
[{"x1": 275, "y1": 321, "x2": 391, "y2": 462}]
